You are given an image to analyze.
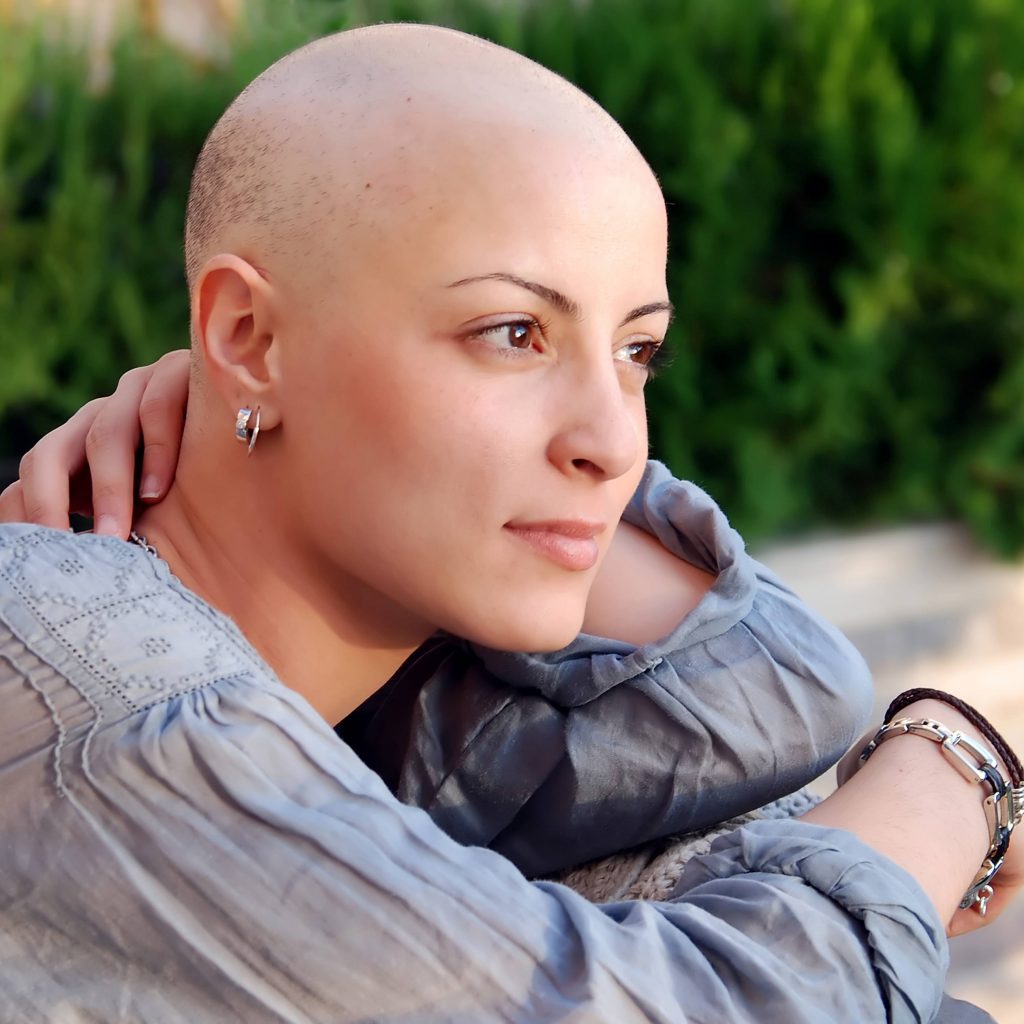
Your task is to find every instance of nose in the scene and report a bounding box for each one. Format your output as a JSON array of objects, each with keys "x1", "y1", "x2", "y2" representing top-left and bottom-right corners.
[{"x1": 545, "y1": 354, "x2": 643, "y2": 482}]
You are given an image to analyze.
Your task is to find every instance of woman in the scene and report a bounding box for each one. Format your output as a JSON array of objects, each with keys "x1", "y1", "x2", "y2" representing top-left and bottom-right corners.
[{"x1": 0, "y1": 23, "x2": 1019, "y2": 1023}]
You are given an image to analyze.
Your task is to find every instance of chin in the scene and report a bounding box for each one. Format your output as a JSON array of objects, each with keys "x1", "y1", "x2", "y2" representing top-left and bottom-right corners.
[{"x1": 456, "y1": 607, "x2": 585, "y2": 654}]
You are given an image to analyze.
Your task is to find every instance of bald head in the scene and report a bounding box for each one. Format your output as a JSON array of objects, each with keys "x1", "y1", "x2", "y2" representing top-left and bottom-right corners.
[{"x1": 183, "y1": 23, "x2": 648, "y2": 290}]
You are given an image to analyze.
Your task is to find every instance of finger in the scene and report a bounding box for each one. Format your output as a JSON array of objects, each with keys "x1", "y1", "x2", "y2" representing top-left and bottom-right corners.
[
  {"x1": 946, "y1": 883, "x2": 1018, "y2": 937},
  {"x1": 948, "y1": 904, "x2": 992, "y2": 938},
  {"x1": 948, "y1": 905, "x2": 983, "y2": 938},
  {"x1": 16, "y1": 398, "x2": 107, "y2": 531},
  {"x1": 85, "y1": 368, "x2": 152, "y2": 537},
  {"x1": 137, "y1": 350, "x2": 190, "y2": 502},
  {"x1": 0, "y1": 480, "x2": 29, "y2": 525}
]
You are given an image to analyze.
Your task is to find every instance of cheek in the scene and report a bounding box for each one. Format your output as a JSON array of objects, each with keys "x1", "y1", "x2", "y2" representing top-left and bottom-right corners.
[
  {"x1": 274, "y1": 344, "x2": 424, "y2": 535},
  {"x1": 294, "y1": 348, "x2": 531, "y2": 545}
]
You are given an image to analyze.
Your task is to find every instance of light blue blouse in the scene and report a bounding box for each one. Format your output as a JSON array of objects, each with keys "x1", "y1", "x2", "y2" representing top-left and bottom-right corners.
[{"x1": 0, "y1": 463, "x2": 949, "y2": 1022}]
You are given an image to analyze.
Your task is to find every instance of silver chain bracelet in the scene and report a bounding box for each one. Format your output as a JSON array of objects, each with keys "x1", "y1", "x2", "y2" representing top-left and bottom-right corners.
[{"x1": 859, "y1": 716, "x2": 1024, "y2": 916}]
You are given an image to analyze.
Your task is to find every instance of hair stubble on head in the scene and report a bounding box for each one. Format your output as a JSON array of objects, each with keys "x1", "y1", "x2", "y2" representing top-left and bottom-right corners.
[{"x1": 182, "y1": 24, "x2": 651, "y2": 300}]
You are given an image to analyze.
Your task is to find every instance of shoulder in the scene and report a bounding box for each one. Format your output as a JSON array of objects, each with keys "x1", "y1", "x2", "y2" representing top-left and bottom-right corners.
[
  {"x1": 0, "y1": 523, "x2": 158, "y2": 594},
  {"x1": 0, "y1": 524, "x2": 275, "y2": 718}
]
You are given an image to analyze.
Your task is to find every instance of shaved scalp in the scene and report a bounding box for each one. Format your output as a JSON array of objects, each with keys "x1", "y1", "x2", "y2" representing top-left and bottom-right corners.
[{"x1": 183, "y1": 23, "x2": 642, "y2": 291}]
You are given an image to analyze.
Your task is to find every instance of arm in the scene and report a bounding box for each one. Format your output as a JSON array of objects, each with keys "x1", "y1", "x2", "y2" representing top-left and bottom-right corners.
[
  {"x1": 5, "y1": 696, "x2": 949, "y2": 1024},
  {"x1": 350, "y1": 463, "x2": 873, "y2": 875},
  {"x1": 2, "y1": 362, "x2": 873, "y2": 875},
  {"x1": 0, "y1": 532, "x2": 958, "y2": 1023},
  {"x1": 583, "y1": 517, "x2": 715, "y2": 643}
]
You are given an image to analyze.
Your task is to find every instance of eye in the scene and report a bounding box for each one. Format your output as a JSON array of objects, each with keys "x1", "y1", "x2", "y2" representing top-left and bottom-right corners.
[
  {"x1": 473, "y1": 318, "x2": 545, "y2": 352},
  {"x1": 614, "y1": 338, "x2": 667, "y2": 376}
]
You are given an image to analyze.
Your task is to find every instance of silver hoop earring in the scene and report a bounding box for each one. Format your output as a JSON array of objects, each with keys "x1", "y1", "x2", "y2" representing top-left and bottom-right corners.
[{"x1": 234, "y1": 406, "x2": 261, "y2": 455}]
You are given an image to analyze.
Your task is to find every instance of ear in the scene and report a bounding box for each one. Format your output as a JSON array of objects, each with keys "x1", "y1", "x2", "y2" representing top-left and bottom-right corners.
[{"x1": 190, "y1": 254, "x2": 283, "y2": 430}]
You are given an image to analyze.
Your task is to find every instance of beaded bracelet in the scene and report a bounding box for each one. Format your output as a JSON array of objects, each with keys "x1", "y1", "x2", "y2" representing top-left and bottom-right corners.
[{"x1": 860, "y1": 690, "x2": 1024, "y2": 916}]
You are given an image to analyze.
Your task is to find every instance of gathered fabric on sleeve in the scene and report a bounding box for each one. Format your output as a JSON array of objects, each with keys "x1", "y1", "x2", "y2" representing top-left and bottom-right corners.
[
  {"x1": 0, "y1": 525, "x2": 946, "y2": 1023},
  {"x1": 344, "y1": 460, "x2": 875, "y2": 876}
]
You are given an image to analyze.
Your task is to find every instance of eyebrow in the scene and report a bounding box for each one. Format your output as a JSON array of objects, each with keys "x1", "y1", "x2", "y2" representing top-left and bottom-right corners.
[
  {"x1": 621, "y1": 301, "x2": 674, "y2": 329},
  {"x1": 447, "y1": 273, "x2": 673, "y2": 328}
]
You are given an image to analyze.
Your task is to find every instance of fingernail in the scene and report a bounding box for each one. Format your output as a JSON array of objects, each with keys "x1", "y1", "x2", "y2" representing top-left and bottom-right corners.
[
  {"x1": 94, "y1": 514, "x2": 120, "y2": 537},
  {"x1": 140, "y1": 475, "x2": 162, "y2": 500}
]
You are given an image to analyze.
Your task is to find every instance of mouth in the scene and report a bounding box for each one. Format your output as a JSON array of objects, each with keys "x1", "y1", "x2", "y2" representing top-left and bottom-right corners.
[{"x1": 503, "y1": 519, "x2": 606, "y2": 572}]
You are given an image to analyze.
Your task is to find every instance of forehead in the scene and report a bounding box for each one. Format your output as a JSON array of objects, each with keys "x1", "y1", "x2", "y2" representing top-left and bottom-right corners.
[
  {"x1": 241, "y1": 63, "x2": 668, "y2": 309},
  {"x1": 330, "y1": 116, "x2": 668, "y2": 289}
]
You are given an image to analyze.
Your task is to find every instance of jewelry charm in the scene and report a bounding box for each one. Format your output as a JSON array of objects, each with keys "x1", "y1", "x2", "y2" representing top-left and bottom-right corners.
[
  {"x1": 234, "y1": 406, "x2": 261, "y2": 454},
  {"x1": 976, "y1": 884, "x2": 994, "y2": 917}
]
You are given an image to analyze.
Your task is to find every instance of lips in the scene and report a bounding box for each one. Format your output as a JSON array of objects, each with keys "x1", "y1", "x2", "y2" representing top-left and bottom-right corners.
[{"x1": 503, "y1": 519, "x2": 605, "y2": 572}]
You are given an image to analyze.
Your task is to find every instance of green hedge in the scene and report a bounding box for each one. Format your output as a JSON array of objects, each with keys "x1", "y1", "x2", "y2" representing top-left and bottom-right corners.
[{"x1": 4, "y1": 0, "x2": 1024, "y2": 552}]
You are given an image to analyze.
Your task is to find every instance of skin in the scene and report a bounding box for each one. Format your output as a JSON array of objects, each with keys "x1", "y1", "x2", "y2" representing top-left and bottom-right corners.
[
  {"x1": 809, "y1": 697, "x2": 1024, "y2": 937},
  {"x1": 0, "y1": 353, "x2": 712, "y2": 647},
  {"x1": 2, "y1": 23, "x2": 1021, "y2": 949},
  {"x1": 0, "y1": 352, "x2": 712, "y2": 643},
  {"x1": 131, "y1": 25, "x2": 697, "y2": 724}
]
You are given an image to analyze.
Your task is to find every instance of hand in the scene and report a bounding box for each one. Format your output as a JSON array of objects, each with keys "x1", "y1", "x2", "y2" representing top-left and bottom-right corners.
[
  {"x1": 0, "y1": 350, "x2": 190, "y2": 538},
  {"x1": 947, "y1": 803, "x2": 1024, "y2": 937}
]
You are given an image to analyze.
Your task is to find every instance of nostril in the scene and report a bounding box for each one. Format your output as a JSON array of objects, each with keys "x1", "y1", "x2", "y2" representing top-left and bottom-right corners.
[{"x1": 571, "y1": 457, "x2": 604, "y2": 476}]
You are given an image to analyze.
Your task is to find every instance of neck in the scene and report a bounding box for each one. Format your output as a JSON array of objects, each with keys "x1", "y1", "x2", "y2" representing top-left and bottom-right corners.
[{"x1": 133, "y1": 440, "x2": 430, "y2": 725}]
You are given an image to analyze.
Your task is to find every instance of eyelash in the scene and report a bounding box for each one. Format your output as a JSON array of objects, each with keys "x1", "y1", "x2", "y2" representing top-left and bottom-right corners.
[
  {"x1": 625, "y1": 338, "x2": 673, "y2": 380},
  {"x1": 470, "y1": 317, "x2": 671, "y2": 380},
  {"x1": 473, "y1": 317, "x2": 550, "y2": 355}
]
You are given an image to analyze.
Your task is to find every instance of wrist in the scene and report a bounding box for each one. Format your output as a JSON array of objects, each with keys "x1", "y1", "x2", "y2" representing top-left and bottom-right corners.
[
  {"x1": 858, "y1": 696, "x2": 1022, "y2": 917},
  {"x1": 805, "y1": 724, "x2": 988, "y2": 922}
]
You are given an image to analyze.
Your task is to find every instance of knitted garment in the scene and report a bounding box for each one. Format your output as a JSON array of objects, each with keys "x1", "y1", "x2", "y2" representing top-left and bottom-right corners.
[{"x1": 554, "y1": 787, "x2": 823, "y2": 903}]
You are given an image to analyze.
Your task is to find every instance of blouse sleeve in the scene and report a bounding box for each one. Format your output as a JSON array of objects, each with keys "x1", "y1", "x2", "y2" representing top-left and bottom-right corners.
[
  {"x1": 0, "y1": 524, "x2": 942, "y2": 1024},
  {"x1": 0, "y1": 639, "x2": 944, "y2": 1024},
  {"x1": 345, "y1": 460, "x2": 875, "y2": 876}
]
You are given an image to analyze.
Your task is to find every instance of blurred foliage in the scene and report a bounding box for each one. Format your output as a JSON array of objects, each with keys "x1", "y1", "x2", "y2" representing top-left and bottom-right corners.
[
  {"x1": 4, "y1": 0, "x2": 1024, "y2": 552},
  {"x1": 0, "y1": 2, "x2": 337, "y2": 455}
]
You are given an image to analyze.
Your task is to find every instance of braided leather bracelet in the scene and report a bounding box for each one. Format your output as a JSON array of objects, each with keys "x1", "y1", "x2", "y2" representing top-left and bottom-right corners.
[
  {"x1": 860, "y1": 689, "x2": 1024, "y2": 916},
  {"x1": 884, "y1": 688, "x2": 1024, "y2": 786}
]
